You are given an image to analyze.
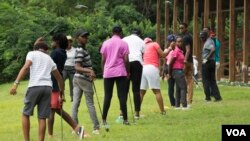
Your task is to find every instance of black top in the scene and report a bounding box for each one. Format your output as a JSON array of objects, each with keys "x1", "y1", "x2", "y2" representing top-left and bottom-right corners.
[
  {"x1": 51, "y1": 48, "x2": 67, "y2": 91},
  {"x1": 182, "y1": 33, "x2": 193, "y2": 63}
]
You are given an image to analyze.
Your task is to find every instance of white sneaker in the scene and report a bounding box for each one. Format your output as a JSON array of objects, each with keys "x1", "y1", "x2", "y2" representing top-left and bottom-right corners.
[
  {"x1": 182, "y1": 107, "x2": 190, "y2": 110},
  {"x1": 174, "y1": 107, "x2": 181, "y2": 110},
  {"x1": 92, "y1": 129, "x2": 100, "y2": 135},
  {"x1": 134, "y1": 116, "x2": 139, "y2": 120},
  {"x1": 76, "y1": 126, "x2": 84, "y2": 139},
  {"x1": 115, "y1": 116, "x2": 124, "y2": 123}
]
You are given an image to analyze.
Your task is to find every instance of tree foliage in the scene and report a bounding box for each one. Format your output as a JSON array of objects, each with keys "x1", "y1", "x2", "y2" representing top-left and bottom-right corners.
[{"x1": 0, "y1": 0, "x2": 157, "y2": 83}]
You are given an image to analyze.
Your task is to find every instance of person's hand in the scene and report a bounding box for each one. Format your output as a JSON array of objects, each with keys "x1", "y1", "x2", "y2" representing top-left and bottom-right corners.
[
  {"x1": 170, "y1": 42, "x2": 175, "y2": 49},
  {"x1": 161, "y1": 73, "x2": 165, "y2": 80},
  {"x1": 59, "y1": 91, "x2": 65, "y2": 104},
  {"x1": 89, "y1": 70, "x2": 96, "y2": 81},
  {"x1": 10, "y1": 84, "x2": 18, "y2": 95},
  {"x1": 167, "y1": 74, "x2": 171, "y2": 79},
  {"x1": 127, "y1": 73, "x2": 130, "y2": 80},
  {"x1": 202, "y1": 59, "x2": 207, "y2": 64}
]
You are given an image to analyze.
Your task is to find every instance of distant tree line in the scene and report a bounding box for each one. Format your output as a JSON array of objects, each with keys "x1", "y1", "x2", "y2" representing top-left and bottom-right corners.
[{"x1": 0, "y1": 0, "x2": 166, "y2": 83}]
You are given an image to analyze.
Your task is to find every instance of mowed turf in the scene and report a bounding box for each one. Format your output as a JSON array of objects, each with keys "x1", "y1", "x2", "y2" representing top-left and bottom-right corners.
[{"x1": 0, "y1": 79, "x2": 250, "y2": 141}]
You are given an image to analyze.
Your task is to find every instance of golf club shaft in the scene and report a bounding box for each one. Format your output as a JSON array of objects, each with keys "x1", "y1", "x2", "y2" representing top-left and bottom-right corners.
[
  {"x1": 42, "y1": 25, "x2": 58, "y2": 38},
  {"x1": 192, "y1": 76, "x2": 203, "y2": 89},
  {"x1": 92, "y1": 81, "x2": 103, "y2": 116},
  {"x1": 92, "y1": 81, "x2": 110, "y2": 131},
  {"x1": 60, "y1": 105, "x2": 63, "y2": 141},
  {"x1": 59, "y1": 95, "x2": 64, "y2": 141},
  {"x1": 128, "y1": 91, "x2": 135, "y2": 123}
]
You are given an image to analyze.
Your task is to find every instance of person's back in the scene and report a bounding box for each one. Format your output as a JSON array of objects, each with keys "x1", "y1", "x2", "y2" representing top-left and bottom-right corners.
[
  {"x1": 28, "y1": 50, "x2": 56, "y2": 87},
  {"x1": 100, "y1": 25, "x2": 130, "y2": 126},
  {"x1": 122, "y1": 30, "x2": 145, "y2": 119},
  {"x1": 123, "y1": 34, "x2": 145, "y2": 63},
  {"x1": 202, "y1": 38, "x2": 215, "y2": 60},
  {"x1": 101, "y1": 35, "x2": 129, "y2": 78},
  {"x1": 143, "y1": 39, "x2": 160, "y2": 67}
]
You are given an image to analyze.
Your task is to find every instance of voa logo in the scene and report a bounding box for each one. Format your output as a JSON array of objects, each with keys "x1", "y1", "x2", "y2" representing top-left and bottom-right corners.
[{"x1": 226, "y1": 129, "x2": 246, "y2": 136}]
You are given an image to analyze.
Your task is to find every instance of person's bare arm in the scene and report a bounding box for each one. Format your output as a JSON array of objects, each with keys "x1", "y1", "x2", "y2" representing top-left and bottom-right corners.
[
  {"x1": 158, "y1": 48, "x2": 170, "y2": 58},
  {"x1": 158, "y1": 44, "x2": 174, "y2": 58},
  {"x1": 184, "y1": 44, "x2": 190, "y2": 63},
  {"x1": 101, "y1": 54, "x2": 106, "y2": 73},
  {"x1": 10, "y1": 60, "x2": 31, "y2": 95}
]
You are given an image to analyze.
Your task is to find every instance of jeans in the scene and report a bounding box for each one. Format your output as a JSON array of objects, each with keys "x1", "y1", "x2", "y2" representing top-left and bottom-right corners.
[
  {"x1": 72, "y1": 76, "x2": 100, "y2": 130},
  {"x1": 173, "y1": 70, "x2": 187, "y2": 107},
  {"x1": 167, "y1": 76, "x2": 175, "y2": 106},
  {"x1": 62, "y1": 66, "x2": 75, "y2": 101},
  {"x1": 202, "y1": 60, "x2": 222, "y2": 101}
]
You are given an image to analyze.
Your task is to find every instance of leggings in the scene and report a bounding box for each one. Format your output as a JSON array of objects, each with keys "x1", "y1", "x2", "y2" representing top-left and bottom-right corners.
[{"x1": 102, "y1": 76, "x2": 128, "y2": 120}]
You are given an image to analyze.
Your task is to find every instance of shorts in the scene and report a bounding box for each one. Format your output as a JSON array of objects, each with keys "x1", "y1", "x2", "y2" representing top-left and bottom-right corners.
[
  {"x1": 50, "y1": 91, "x2": 62, "y2": 109},
  {"x1": 140, "y1": 65, "x2": 160, "y2": 90},
  {"x1": 23, "y1": 86, "x2": 52, "y2": 119}
]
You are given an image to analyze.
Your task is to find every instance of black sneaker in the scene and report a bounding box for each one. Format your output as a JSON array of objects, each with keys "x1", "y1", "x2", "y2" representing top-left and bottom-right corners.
[
  {"x1": 77, "y1": 126, "x2": 84, "y2": 140},
  {"x1": 214, "y1": 98, "x2": 222, "y2": 102}
]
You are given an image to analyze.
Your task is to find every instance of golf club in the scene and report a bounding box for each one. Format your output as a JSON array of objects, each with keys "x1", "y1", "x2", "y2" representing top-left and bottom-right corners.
[
  {"x1": 42, "y1": 25, "x2": 58, "y2": 38},
  {"x1": 128, "y1": 91, "x2": 135, "y2": 123},
  {"x1": 192, "y1": 75, "x2": 203, "y2": 89},
  {"x1": 59, "y1": 95, "x2": 64, "y2": 141},
  {"x1": 92, "y1": 81, "x2": 109, "y2": 132}
]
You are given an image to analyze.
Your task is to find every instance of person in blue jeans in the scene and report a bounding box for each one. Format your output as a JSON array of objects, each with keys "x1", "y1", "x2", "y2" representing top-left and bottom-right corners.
[
  {"x1": 164, "y1": 34, "x2": 177, "y2": 107},
  {"x1": 168, "y1": 36, "x2": 188, "y2": 109}
]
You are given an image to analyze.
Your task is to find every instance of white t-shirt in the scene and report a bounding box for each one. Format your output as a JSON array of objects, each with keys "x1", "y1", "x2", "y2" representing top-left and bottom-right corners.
[
  {"x1": 64, "y1": 47, "x2": 76, "y2": 66},
  {"x1": 26, "y1": 51, "x2": 57, "y2": 87},
  {"x1": 123, "y1": 34, "x2": 145, "y2": 64}
]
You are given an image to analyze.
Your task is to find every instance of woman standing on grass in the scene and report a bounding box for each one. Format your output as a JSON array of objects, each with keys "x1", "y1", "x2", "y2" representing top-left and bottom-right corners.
[
  {"x1": 164, "y1": 34, "x2": 177, "y2": 107},
  {"x1": 168, "y1": 36, "x2": 188, "y2": 110},
  {"x1": 100, "y1": 25, "x2": 130, "y2": 126},
  {"x1": 140, "y1": 37, "x2": 169, "y2": 115}
]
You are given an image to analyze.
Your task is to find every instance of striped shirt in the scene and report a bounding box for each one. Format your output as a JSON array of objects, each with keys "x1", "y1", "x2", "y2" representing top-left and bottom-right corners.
[{"x1": 74, "y1": 47, "x2": 93, "y2": 81}]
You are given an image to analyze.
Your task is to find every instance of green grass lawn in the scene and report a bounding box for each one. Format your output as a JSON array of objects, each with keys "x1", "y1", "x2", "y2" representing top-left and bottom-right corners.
[{"x1": 0, "y1": 80, "x2": 250, "y2": 141}]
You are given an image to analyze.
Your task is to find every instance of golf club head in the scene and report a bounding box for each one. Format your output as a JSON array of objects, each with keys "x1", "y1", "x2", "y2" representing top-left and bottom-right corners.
[
  {"x1": 104, "y1": 125, "x2": 109, "y2": 132},
  {"x1": 75, "y1": 4, "x2": 88, "y2": 9}
]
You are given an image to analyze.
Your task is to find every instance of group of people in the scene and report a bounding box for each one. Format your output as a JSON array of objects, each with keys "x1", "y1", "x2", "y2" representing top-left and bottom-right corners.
[{"x1": 9, "y1": 23, "x2": 222, "y2": 141}]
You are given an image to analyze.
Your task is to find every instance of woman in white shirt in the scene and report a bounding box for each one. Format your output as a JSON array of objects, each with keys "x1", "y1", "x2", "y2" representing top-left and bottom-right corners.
[{"x1": 62, "y1": 35, "x2": 76, "y2": 102}]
